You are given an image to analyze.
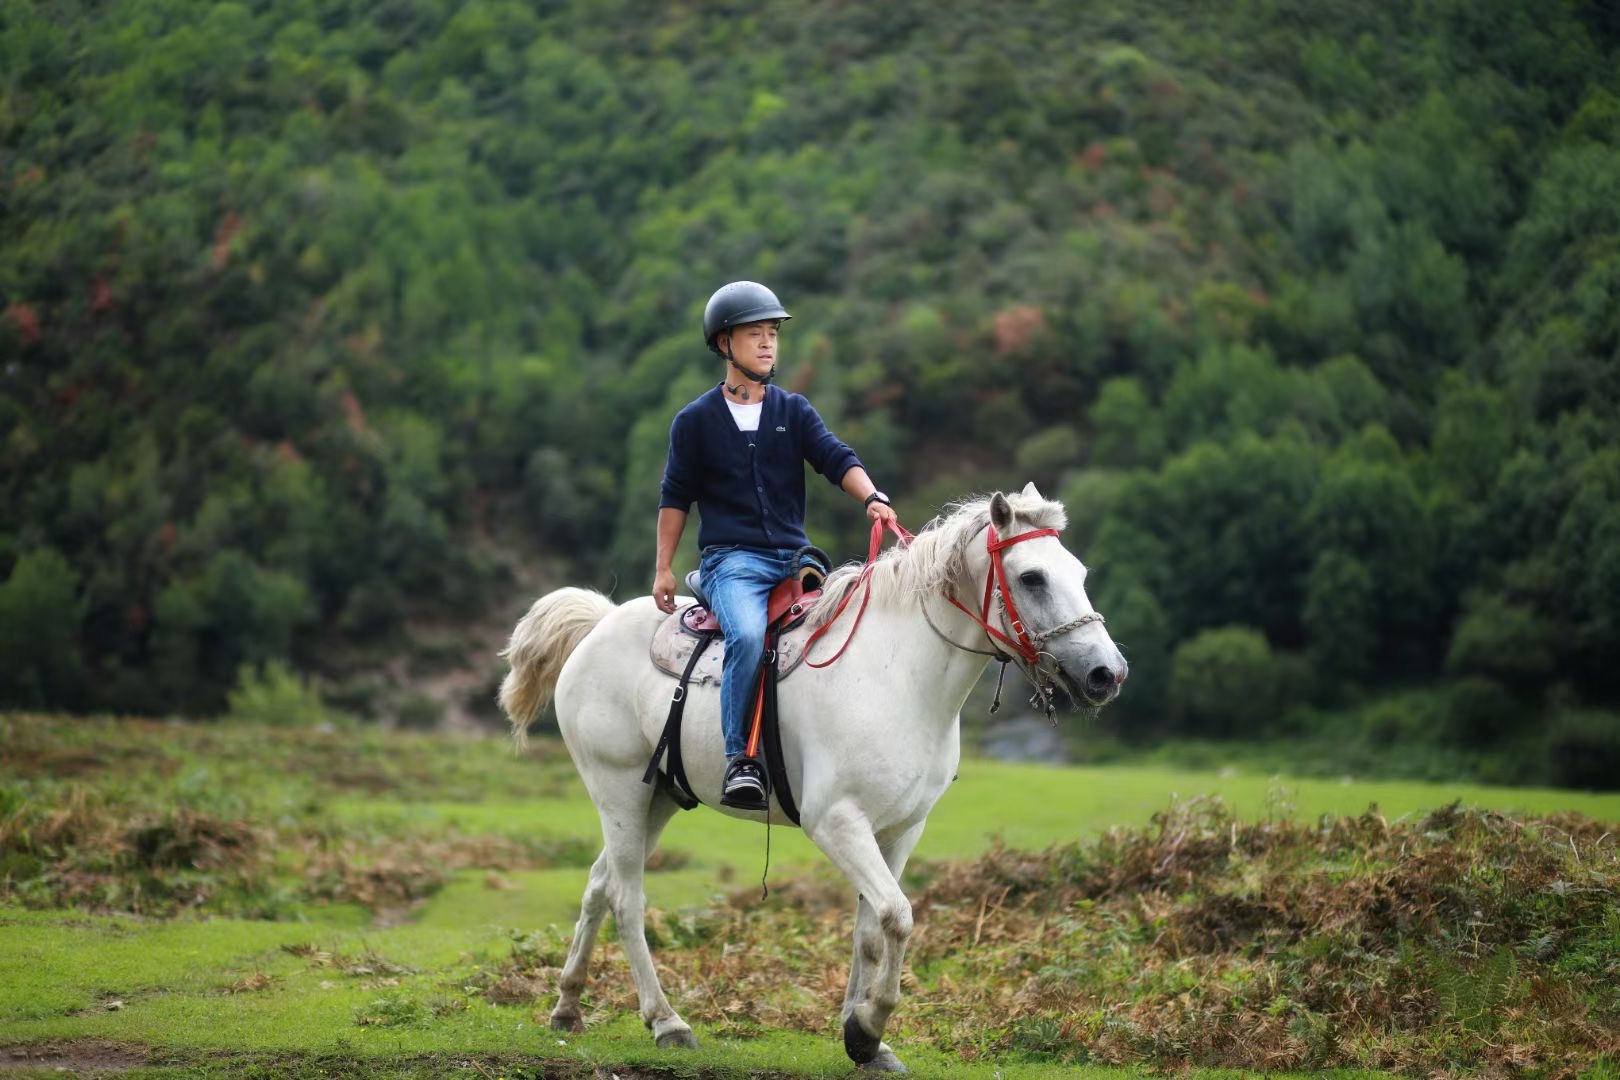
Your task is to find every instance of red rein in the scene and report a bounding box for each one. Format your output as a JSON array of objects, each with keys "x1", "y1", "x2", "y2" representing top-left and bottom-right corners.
[
  {"x1": 805, "y1": 517, "x2": 1059, "y2": 668},
  {"x1": 804, "y1": 517, "x2": 914, "y2": 668}
]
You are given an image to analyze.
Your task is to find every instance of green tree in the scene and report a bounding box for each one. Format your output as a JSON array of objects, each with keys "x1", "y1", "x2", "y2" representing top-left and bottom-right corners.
[
  {"x1": 0, "y1": 0, "x2": 1616, "y2": 762},
  {"x1": 1091, "y1": 576, "x2": 1173, "y2": 730},
  {"x1": 0, "y1": 549, "x2": 85, "y2": 709},
  {"x1": 1168, "y1": 625, "x2": 1292, "y2": 737},
  {"x1": 1089, "y1": 377, "x2": 1164, "y2": 468},
  {"x1": 1303, "y1": 550, "x2": 1377, "y2": 690},
  {"x1": 1444, "y1": 593, "x2": 1555, "y2": 690},
  {"x1": 1305, "y1": 438, "x2": 1439, "y2": 671},
  {"x1": 1126, "y1": 434, "x2": 1321, "y2": 643},
  {"x1": 1429, "y1": 374, "x2": 1512, "y2": 501}
]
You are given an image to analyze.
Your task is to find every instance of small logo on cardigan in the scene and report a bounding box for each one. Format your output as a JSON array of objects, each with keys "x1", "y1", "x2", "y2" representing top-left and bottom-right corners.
[{"x1": 775, "y1": 425, "x2": 787, "y2": 432}]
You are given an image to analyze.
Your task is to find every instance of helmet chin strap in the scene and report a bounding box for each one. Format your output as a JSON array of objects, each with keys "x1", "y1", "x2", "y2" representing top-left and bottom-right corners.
[{"x1": 724, "y1": 343, "x2": 775, "y2": 400}]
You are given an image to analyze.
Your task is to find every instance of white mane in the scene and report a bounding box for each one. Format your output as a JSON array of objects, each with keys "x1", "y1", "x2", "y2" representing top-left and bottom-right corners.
[{"x1": 807, "y1": 491, "x2": 1068, "y2": 627}]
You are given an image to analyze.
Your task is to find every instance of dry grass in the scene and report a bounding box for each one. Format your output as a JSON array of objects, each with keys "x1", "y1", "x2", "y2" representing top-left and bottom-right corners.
[
  {"x1": 0, "y1": 784, "x2": 588, "y2": 917},
  {"x1": 891, "y1": 800, "x2": 1619, "y2": 1075},
  {"x1": 483, "y1": 800, "x2": 1618, "y2": 1077},
  {"x1": 0, "y1": 714, "x2": 593, "y2": 917}
]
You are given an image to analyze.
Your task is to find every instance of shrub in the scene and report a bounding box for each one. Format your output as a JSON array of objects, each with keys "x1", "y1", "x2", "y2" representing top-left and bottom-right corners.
[
  {"x1": 1055, "y1": 468, "x2": 1129, "y2": 551},
  {"x1": 1168, "y1": 626, "x2": 1295, "y2": 736},
  {"x1": 1355, "y1": 687, "x2": 1449, "y2": 748},
  {"x1": 393, "y1": 693, "x2": 443, "y2": 731},
  {"x1": 1445, "y1": 593, "x2": 1554, "y2": 687},
  {"x1": 224, "y1": 661, "x2": 344, "y2": 728},
  {"x1": 1544, "y1": 708, "x2": 1620, "y2": 790},
  {"x1": 1090, "y1": 377, "x2": 1164, "y2": 468},
  {"x1": 0, "y1": 547, "x2": 85, "y2": 710},
  {"x1": 1015, "y1": 424, "x2": 1082, "y2": 477},
  {"x1": 322, "y1": 673, "x2": 391, "y2": 722},
  {"x1": 1442, "y1": 676, "x2": 1523, "y2": 745}
]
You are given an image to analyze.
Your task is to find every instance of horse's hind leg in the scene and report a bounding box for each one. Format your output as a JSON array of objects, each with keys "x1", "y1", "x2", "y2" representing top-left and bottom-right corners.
[
  {"x1": 550, "y1": 786, "x2": 688, "y2": 1042},
  {"x1": 602, "y1": 775, "x2": 698, "y2": 1048},
  {"x1": 550, "y1": 849, "x2": 611, "y2": 1032}
]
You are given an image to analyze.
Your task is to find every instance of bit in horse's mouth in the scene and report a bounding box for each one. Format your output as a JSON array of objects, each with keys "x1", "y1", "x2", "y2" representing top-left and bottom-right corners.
[{"x1": 1051, "y1": 663, "x2": 1085, "y2": 707}]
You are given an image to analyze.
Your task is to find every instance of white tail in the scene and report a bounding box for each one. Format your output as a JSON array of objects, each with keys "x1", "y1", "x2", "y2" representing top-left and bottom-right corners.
[{"x1": 498, "y1": 587, "x2": 616, "y2": 747}]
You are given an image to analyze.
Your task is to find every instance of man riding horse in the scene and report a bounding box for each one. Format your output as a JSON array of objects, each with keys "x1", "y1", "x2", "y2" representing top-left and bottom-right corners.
[
  {"x1": 653, "y1": 281, "x2": 898, "y2": 810},
  {"x1": 500, "y1": 282, "x2": 1126, "y2": 1069}
]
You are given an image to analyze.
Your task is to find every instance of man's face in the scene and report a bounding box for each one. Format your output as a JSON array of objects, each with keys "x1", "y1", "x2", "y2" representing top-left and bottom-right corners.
[{"x1": 721, "y1": 320, "x2": 779, "y2": 378}]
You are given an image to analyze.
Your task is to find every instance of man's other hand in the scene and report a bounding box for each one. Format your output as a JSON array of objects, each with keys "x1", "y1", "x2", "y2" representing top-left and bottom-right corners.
[{"x1": 654, "y1": 568, "x2": 678, "y2": 613}]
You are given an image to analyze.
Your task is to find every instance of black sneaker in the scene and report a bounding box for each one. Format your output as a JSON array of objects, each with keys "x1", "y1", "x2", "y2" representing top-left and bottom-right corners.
[{"x1": 719, "y1": 756, "x2": 767, "y2": 810}]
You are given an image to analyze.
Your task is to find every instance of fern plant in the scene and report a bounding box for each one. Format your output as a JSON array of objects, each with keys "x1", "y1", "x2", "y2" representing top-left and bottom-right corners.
[{"x1": 1431, "y1": 945, "x2": 1519, "y2": 1033}]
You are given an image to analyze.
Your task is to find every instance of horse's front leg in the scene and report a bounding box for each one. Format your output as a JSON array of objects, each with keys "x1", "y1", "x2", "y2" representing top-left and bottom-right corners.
[
  {"x1": 811, "y1": 804, "x2": 917, "y2": 1072},
  {"x1": 842, "y1": 893, "x2": 879, "y2": 1024},
  {"x1": 841, "y1": 822, "x2": 925, "y2": 1036}
]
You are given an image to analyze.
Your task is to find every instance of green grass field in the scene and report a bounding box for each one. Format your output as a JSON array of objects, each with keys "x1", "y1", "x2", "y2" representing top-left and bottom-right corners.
[{"x1": 2, "y1": 715, "x2": 1616, "y2": 1079}]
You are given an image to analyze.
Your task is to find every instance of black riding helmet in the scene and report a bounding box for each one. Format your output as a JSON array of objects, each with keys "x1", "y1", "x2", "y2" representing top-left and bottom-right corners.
[{"x1": 703, "y1": 281, "x2": 791, "y2": 356}]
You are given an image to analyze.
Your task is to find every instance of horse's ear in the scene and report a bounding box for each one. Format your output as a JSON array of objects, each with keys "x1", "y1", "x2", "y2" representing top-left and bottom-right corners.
[
  {"x1": 990, "y1": 491, "x2": 1013, "y2": 532},
  {"x1": 1021, "y1": 481, "x2": 1042, "y2": 499}
]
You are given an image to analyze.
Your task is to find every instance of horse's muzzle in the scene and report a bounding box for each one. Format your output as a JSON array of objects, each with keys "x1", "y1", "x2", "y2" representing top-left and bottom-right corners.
[{"x1": 1063, "y1": 653, "x2": 1126, "y2": 706}]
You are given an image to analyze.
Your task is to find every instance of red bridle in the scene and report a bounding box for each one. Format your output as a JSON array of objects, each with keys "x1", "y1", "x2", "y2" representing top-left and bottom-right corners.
[
  {"x1": 945, "y1": 523, "x2": 1061, "y2": 666},
  {"x1": 805, "y1": 517, "x2": 1064, "y2": 669}
]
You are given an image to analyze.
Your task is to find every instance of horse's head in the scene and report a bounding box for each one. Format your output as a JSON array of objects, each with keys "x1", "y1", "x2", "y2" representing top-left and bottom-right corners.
[{"x1": 981, "y1": 484, "x2": 1127, "y2": 707}]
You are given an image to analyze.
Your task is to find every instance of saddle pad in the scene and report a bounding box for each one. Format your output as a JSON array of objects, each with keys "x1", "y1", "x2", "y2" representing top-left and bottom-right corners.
[{"x1": 651, "y1": 603, "x2": 818, "y2": 684}]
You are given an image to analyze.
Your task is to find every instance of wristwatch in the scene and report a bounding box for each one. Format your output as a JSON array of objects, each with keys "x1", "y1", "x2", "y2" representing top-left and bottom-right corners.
[{"x1": 863, "y1": 491, "x2": 891, "y2": 508}]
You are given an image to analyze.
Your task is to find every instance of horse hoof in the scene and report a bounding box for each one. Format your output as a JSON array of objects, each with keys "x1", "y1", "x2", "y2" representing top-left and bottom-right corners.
[
  {"x1": 843, "y1": 1012, "x2": 882, "y2": 1065},
  {"x1": 861, "y1": 1046, "x2": 907, "y2": 1074},
  {"x1": 549, "y1": 1009, "x2": 584, "y2": 1034},
  {"x1": 655, "y1": 1028, "x2": 699, "y2": 1050}
]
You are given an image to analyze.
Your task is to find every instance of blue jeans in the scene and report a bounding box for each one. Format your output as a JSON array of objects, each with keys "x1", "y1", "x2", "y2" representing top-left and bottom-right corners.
[{"x1": 699, "y1": 545, "x2": 800, "y2": 758}]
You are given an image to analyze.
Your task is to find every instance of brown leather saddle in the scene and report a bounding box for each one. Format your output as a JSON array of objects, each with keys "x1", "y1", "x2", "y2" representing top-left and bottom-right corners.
[
  {"x1": 648, "y1": 552, "x2": 829, "y2": 684},
  {"x1": 643, "y1": 549, "x2": 831, "y2": 822}
]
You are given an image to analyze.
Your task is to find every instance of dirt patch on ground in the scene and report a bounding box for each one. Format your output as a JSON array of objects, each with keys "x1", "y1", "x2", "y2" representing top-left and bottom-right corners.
[{"x1": 0, "y1": 1040, "x2": 148, "y2": 1072}]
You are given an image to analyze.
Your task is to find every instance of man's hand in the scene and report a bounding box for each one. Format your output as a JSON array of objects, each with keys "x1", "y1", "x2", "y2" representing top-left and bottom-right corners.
[
  {"x1": 653, "y1": 568, "x2": 678, "y2": 614},
  {"x1": 866, "y1": 499, "x2": 898, "y2": 525},
  {"x1": 653, "y1": 508, "x2": 687, "y2": 614},
  {"x1": 651, "y1": 569, "x2": 677, "y2": 612}
]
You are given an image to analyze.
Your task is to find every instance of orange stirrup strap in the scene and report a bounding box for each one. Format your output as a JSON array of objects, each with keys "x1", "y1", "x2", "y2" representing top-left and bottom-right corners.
[{"x1": 744, "y1": 667, "x2": 767, "y2": 758}]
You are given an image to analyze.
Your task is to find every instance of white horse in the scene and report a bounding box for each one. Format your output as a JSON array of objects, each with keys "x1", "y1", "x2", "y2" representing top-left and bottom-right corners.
[{"x1": 499, "y1": 485, "x2": 1126, "y2": 1072}]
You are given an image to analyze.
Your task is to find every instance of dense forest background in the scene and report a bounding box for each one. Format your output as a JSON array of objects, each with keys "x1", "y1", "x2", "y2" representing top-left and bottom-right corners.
[{"x1": 2, "y1": 0, "x2": 1617, "y2": 788}]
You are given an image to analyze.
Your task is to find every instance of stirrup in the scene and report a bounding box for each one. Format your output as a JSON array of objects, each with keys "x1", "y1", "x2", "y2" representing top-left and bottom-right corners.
[
  {"x1": 720, "y1": 757, "x2": 767, "y2": 810},
  {"x1": 719, "y1": 788, "x2": 768, "y2": 811}
]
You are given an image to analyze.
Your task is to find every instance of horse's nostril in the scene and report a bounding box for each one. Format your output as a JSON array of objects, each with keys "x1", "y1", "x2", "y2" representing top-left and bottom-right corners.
[{"x1": 1086, "y1": 666, "x2": 1113, "y2": 691}]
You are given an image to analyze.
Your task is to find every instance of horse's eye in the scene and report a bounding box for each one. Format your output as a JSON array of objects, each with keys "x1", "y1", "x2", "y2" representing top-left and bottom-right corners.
[{"x1": 1019, "y1": 570, "x2": 1046, "y2": 588}]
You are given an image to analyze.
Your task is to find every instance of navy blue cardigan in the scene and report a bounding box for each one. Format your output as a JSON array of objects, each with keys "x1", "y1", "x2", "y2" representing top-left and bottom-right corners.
[{"x1": 659, "y1": 384, "x2": 862, "y2": 552}]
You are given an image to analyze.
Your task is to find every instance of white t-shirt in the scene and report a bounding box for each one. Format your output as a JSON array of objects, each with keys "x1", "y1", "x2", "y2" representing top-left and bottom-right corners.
[{"x1": 725, "y1": 397, "x2": 763, "y2": 432}]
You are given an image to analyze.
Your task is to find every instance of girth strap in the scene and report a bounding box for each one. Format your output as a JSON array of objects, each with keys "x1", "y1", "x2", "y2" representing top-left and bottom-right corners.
[
  {"x1": 643, "y1": 627, "x2": 713, "y2": 809},
  {"x1": 758, "y1": 628, "x2": 801, "y2": 826},
  {"x1": 642, "y1": 624, "x2": 803, "y2": 825}
]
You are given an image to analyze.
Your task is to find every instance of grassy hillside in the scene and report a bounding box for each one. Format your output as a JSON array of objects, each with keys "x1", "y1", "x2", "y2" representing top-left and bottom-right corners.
[
  {"x1": 3, "y1": 1, "x2": 1618, "y2": 788},
  {"x1": 3, "y1": 715, "x2": 1617, "y2": 1077}
]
